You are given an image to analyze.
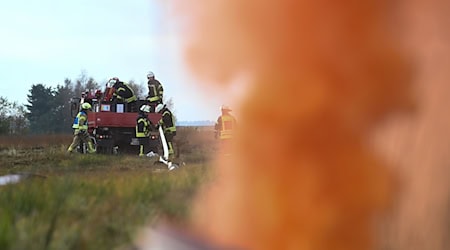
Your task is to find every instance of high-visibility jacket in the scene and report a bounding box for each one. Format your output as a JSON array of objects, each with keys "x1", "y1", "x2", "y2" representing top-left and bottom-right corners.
[
  {"x1": 147, "y1": 79, "x2": 164, "y2": 103},
  {"x1": 72, "y1": 111, "x2": 88, "y2": 131},
  {"x1": 216, "y1": 114, "x2": 236, "y2": 140},
  {"x1": 113, "y1": 82, "x2": 137, "y2": 103},
  {"x1": 136, "y1": 114, "x2": 151, "y2": 138},
  {"x1": 159, "y1": 108, "x2": 176, "y2": 135}
]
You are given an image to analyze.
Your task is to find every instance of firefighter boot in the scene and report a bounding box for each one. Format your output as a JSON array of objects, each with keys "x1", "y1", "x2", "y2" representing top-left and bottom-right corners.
[
  {"x1": 167, "y1": 161, "x2": 176, "y2": 171},
  {"x1": 87, "y1": 141, "x2": 96, "y2": 154}
]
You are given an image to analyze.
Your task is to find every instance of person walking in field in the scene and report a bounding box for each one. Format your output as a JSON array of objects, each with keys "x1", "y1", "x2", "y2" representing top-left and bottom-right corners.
[
  {"x1": 67, "y1": 102, "x2": 96, "y2": 153},
  {"x1": 146, "y1": 71, "x2": 164, "y2": 111},
  {"x1": 136, "y1": 104, "x2": 152, "y2": 157}
]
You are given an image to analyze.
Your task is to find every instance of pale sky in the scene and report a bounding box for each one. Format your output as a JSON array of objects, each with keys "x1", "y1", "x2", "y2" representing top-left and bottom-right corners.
[{"x1": 0, "y1": 0, "x2": 229, "y2": 121}]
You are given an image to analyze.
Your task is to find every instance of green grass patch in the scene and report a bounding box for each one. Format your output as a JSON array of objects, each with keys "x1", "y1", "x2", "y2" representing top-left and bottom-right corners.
[{"x1": 0, "y1": 146, "x2": 212, "y2": 250}]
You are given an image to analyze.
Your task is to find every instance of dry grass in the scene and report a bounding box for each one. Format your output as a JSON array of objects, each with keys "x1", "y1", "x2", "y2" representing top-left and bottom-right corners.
[
  {"x1": 0, "y1": 127, "x2": 218, "y2": 250},
  {"x1": 0, "y1": 134, "x2": 71, "y2": 150}
]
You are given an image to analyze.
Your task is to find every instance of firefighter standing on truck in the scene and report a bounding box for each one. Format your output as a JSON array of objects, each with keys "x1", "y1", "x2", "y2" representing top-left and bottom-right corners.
[
  {"x1": 111, "y1": 77, "x2": 137, "y2": 112},
  {"x1": 146, "y1": 71, "x2": 164, "y2": 111},
  {"x1": 136, "y1": 104, "x2": 152, "y2": 157},
  {"x1": 67, "y1": 102, "x2": 96, "y2": 153},
  {"x1": 215, "y1": 105, "x2": 237, "y2": 153}
]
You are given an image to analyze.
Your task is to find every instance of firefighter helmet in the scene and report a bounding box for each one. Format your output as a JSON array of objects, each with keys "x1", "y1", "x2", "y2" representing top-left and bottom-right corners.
[
  {"x1": 155, "y1": 103, "x2": 165, "y2": 113},
  {"x1": 81, "y1": 102, "x2": 92, "y2": 110},
  {"x1": 221, "y1": 105, "x2": 232, "y2": 112},
  {"x1": 109, "y1": 77, "x2": 119, "y2": 85},
  {"x1": 140, "y1": 104, "x2": 151, "y2": 113},
  {"x1": 147, "y1": 71, "x2": 154, "y2": 79}
]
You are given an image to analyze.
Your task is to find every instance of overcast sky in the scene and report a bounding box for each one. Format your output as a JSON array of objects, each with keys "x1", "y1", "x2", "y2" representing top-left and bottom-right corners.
[{"x1": 0, "y1": 0, "x2": 229, "y2": 121}]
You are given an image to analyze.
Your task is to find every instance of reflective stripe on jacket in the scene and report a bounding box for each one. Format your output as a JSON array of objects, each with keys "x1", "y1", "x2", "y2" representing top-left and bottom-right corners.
[
  {"x1": 113, "y1": 83, "x2": 137, "y2": 103},
  {"x1": 136, "y1": 116, "x2": 151, "y2": 138},
  {"x1": 147, "y1": 79, "x2": 164, "y2": 103},
  {"x1": 160, "y1": 109, "x2": 176, "y2": 134},
  {"x1": 218, "y1": 114, "x2": 236, "y2": 139},
  {"x1": 72, "y1": 111, "x2": 88, "y2": 130}
]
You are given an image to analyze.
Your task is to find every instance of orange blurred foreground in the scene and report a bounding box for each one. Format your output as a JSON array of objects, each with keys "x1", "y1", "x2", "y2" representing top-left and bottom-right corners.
[
  {"x1": 179, "y1": 1, "x2": 412, "y2": 249},
  {"x1": 143, "y1": 0, "x2": 449, "y2": 249}
]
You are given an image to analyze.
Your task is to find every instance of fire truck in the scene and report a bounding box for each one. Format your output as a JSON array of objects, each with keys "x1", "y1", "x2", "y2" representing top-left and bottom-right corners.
[{"x1": 70, "y1": 79, "x2": 161, "y2": 154}]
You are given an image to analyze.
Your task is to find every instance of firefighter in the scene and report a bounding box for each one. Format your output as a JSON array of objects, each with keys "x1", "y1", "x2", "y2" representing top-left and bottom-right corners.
[
  {"x1": 155, "y1": 103, "x2": 177, "y2": 170},
  {"x1": 67, "y1": 102, "x2": 96, "y2": 153},
  {"x1": 146, "y1": 71, "x2": 164, "y2": 111},
  {"x1": 111, "y1": 77, "x2": 138, "y2": 112},
  {"x1": 215, "y1": 105, "x2": 237, "y2": 153},
  {"x1": 136, "y1": 104, "x2": 152, "y2": 156}
]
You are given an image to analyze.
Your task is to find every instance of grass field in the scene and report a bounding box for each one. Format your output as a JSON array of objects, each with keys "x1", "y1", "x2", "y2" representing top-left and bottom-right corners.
[{"x1": 0, "y1": 127, "x2": 217, "y2": 250}]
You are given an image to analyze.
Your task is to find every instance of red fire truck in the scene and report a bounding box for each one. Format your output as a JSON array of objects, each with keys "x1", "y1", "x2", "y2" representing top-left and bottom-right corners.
[{"x1": 70, "y1": 80, "x2": 161, "y2": 154}]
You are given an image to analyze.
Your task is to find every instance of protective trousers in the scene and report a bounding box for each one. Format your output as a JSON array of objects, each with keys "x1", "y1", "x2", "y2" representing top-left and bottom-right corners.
[
  {"x1": 158, "y1": 126, "x2": 175, "y2": 170},
  {"x1": 68, "y1": 131, "x2": 95, "y2": 153}
]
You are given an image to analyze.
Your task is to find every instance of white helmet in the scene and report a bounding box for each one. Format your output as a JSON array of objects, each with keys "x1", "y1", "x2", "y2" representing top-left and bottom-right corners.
[
  {"x1": 81, "y1": 102, "x2": 92, "y2": 110},
  {"x1": 147, "y1": 71, "x2": 154, "y2": 79},
  {"x1": 140, "y1": 104, "x2": 151, "y2": 113},
  {"x1": 221, "y1": 105, "x2": 231, "y2": 112},
  {"x1": 155, "y1": 103, "x2": 165, "y2": 113},
  {"x1": 109, "y1": 77, "x2": 119, "y2": 85}
]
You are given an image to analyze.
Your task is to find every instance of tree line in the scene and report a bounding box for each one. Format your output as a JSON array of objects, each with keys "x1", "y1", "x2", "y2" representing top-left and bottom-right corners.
[{"x1": 0, "y1": 72, "x2": 145, "y2": 135}]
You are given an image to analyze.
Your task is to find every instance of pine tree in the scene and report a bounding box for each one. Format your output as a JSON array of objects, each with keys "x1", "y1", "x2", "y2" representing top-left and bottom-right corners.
[
  {"x1": 0, "y1": 97, "x2": 11, "y2": 134},
  {"x1": 0, "y1": 97, "x2": 29, "y2": 135},
  {"x1": 54, "y1": 80, "x2": 75, "y2": 133},
  {"x1": 26, "y1": 84, "x2": 56, "y2": 134}
]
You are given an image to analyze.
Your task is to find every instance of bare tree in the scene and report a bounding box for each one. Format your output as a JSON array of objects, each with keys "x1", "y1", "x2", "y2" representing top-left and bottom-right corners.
[{"x1": 128, "y1": 80, "x2": 146, "y2": 99}]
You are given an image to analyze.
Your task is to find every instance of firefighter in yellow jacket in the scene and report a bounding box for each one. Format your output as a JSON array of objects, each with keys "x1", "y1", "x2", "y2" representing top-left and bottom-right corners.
[
  {"x1": 154, "y1": 103, "x2": 177, "y2": 170},
  {"x1": 146, "y1": 71, "x2": 164, "y2": 111},
  {"x1": 111, "y1": 77, "x2": 138, "y2": 112},
  {"x1": 67, "y1": 102, "x2": 96, "y2": 153},
  {"x1": 155, "y1": 103, "x2": 176, "y2": 157},
  {"x1": 136, "y1": 104, "x2": 152, "y2": 156},
  {"x1": 215, "y1": 105, "x2": 237, "y2": 140},
  {"x1": 215, "y1": 105, "x2": 237, "y2": 155}
]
